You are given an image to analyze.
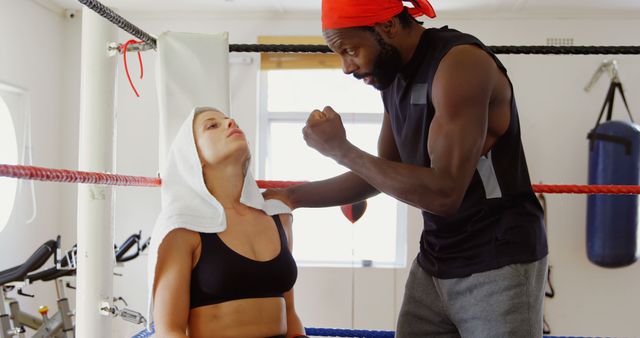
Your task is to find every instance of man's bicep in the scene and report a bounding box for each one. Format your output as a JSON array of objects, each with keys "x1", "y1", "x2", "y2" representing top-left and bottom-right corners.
[
  {"x1": 428, "y1": 45, "x2": 496, "y2": 184},
  {"x1": 378, "y1": 112, "x2": 401, "y2": 162}
]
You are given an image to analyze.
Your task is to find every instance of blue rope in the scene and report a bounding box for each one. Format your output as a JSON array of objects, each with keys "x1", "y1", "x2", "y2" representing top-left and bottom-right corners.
[
  {"x1": 131, "y1": 324, "x2": 608, "y2": 338},
  {"x1": 131, "y1": 325, "x2": 154, "y2": 338},
  {"x1": 306, "y1": 327, "x2": 394, "y2": 337}
]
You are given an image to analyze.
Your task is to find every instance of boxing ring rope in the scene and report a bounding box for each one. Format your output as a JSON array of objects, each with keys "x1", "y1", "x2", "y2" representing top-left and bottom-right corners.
[
  {"x1": 2, "y1": 163, "x2": 640, "y2": 195},
  {"x1": 76, "y1": 0, "x2": 640, "y2": 55}
]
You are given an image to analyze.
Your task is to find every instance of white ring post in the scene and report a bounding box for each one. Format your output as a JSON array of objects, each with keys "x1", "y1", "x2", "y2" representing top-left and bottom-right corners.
[{"x1": 76, "y1": 7, "x2": 118, "y2": 337}]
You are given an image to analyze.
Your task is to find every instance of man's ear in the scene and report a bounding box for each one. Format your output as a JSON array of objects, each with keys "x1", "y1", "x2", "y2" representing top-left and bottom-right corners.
[{"x1": 374, "y1": 16, "x2": 400, "y2": 39}]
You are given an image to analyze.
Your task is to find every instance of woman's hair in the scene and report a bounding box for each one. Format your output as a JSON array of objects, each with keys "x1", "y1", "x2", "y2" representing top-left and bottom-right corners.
[{"x1": 194, "y1": 106, "x2": 221, "y2": 116}]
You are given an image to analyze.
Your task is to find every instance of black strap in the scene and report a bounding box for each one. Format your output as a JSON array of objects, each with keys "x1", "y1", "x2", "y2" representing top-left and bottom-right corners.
[
  {"x1": 593, "y1": 81, "x2": 635, "y2": 129},
  {"x1": 587, "y1": 131, "x2": 632, "y2": 155},
  {"x1": 616, "y1": 82, "x2": 635, "y2": 123},
  {"x1": 589, "y1": 80, "x2": 635, "y2": 154}
]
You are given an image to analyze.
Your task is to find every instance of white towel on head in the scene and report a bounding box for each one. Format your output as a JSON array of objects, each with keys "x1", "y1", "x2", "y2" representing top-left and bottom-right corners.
[
  {"x1": 148, "y1": 30, "x2": 290, "y2": 330},
  {"x1": 146, "y1": 107, "x2": 291, "y2": 329},
  {"x1": 156, "y1": 31, "x2": 230, "y2": 169}
]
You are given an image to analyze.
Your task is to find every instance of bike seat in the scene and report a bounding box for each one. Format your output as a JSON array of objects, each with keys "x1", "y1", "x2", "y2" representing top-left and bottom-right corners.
[{"x1": 0, "y1": 240, "x2": 57, "y2": 286}]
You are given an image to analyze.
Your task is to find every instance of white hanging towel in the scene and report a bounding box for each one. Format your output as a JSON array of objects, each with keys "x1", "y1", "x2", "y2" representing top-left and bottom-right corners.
[{"x1": 147, "y1": 32, "x2": 290, "y2": 331}]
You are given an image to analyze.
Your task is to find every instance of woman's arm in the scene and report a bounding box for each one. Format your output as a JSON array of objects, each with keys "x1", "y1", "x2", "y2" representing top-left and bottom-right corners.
[
  {"x1": 153, "y1": 228, "x2": 200, "y2": 338},
  {"x1": 280, "y1": 214, "x2": 306, "y2": 338},
  {"x1": 284, "y1": 288, "x2": 305, "y2": 338}
]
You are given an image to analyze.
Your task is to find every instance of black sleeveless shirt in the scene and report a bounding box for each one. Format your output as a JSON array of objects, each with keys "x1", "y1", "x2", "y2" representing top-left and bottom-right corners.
[
  {"x1": 189, "y1": 215, "x2": 297, "y2": 308},
  {"x1": 382, "y1": 27, "x2": 548, "y2": 278}
]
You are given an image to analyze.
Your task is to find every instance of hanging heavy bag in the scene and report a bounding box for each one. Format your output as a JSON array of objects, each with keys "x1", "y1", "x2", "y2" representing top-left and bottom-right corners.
[{"x1": 587, "y1": 80, "x2": 639, "y2": 268}]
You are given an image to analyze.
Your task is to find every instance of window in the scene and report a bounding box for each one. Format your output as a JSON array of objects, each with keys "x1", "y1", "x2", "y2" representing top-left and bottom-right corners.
[
  {"x1": 0, "y1": 95, "x2": 18, "y2": 232},
  {"x1": 258, "y1": 66, "x2": 407, "y2": 267}
]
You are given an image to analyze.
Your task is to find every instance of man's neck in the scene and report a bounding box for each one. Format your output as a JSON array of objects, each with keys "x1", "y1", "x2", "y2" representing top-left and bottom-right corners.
[{"x1": 399, "y1": 25, "x2": 426, "y2": 65}]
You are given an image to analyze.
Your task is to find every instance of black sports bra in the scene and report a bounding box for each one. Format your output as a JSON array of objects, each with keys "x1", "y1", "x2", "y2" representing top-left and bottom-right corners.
[{"x1": 189, "y1": 215, "x2": 297, "y2": 308}]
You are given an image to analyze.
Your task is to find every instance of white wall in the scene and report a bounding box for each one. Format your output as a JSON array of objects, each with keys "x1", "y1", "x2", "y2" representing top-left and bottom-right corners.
[
  {"x1": 0, "y1": 0, "x2": 78, "y2": 326},
  {"x1": 2, "y1": 2, "x2": 639, "y2": 337}
]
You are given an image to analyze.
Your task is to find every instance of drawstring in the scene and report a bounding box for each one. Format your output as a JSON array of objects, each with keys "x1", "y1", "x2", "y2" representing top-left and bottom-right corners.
[{"x1": 119, "y1": 39, "x2": 145, "y2": 97}]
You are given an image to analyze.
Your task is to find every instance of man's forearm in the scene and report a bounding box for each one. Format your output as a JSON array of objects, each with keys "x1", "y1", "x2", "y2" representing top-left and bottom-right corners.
[
  {"x1": 288, "y1": 171, "x2": 379, "y2": 208},
  {"x1": 336, "y1": 143, "x2": 460, "y2": 216}
]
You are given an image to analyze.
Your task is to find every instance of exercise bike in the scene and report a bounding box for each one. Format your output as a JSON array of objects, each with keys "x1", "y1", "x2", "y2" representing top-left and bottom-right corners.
[
  {"x1": 0, "y1": 233, "x2": 150, "y2": 338},
  {"x1": 0, "y1": 238, "x2": 67, "y2": 338}
]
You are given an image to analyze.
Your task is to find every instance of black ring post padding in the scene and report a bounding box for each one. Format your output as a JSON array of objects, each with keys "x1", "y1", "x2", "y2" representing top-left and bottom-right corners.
[
  {"x1": 0, "y1": 240, "x2": 57, "y2": 286},
  {"x1": 587, "y1": 131, "x2": 633, "y2": 155}
]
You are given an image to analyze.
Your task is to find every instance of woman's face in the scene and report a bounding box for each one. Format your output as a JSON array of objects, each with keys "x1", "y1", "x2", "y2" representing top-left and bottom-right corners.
[{"x1": 193, "y1": 109, "x2": 250, "y2": 170}]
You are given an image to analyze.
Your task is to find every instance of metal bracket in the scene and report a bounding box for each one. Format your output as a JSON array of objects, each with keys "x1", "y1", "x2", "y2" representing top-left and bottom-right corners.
[
  {"x1": 99, "y1": 299, "x2": 114, "y2": 316},
  {"x1": 56, "y1": 246, "x2": 77, "y2": 271},
  {"x1": 108, "y1": 42, "x2": 155, "y2": 54},
  {"x1": 99, "y1": 301, "x2": 147, "y2": 325},
  {"x1": 585, "y1": 59, "x2": 621, "y2": 92},
  {"x1": 5, "y1": 326, "x2": 25, "y2": 336},
  {"x1": 117, "y1": 308, "x2": 147, "y2": 325}
]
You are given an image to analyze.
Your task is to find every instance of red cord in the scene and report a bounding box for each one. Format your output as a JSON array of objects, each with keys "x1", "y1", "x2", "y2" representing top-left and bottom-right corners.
[{"x1": 120, "y1": 39, "x2": 145, "y2": 97}]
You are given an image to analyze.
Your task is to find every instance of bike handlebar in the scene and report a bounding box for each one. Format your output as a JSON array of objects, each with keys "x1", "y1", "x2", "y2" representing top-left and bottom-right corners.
[
  {"x1": 0, "y1": 240, "x2": 57, "y2": 286},
  {"x1": 22, "y1": 232, "x2": 149, "y2": 283}
]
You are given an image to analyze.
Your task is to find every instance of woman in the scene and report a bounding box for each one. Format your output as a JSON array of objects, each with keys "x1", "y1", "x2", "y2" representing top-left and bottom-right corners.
[{"x1": 148, "y1": 107, "x2": 306, "y2": 338}]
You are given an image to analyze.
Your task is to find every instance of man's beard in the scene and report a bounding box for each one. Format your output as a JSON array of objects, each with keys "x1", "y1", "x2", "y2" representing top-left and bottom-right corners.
[{"x1": 355, "y1": 30, "x2": 403, "y2": 90}]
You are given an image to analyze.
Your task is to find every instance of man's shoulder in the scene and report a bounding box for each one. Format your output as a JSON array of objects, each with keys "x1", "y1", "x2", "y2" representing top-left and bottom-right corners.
[{"x1": 427, "y1": 26, "x2": 483, "y2": 46}]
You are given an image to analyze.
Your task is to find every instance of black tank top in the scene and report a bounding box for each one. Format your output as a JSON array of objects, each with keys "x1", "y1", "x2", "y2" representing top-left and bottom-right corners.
[
  {"x1": 189, "y1": 215, "x2": 297, "y2": 308},
  {"x1": 381, "y1": 27, "x2": 548, "y2": 279}
]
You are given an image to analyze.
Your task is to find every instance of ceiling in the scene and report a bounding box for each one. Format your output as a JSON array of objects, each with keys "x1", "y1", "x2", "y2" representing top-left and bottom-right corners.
[{"x1": 44, "y1": 0, "x2": 640, "y2": 16}]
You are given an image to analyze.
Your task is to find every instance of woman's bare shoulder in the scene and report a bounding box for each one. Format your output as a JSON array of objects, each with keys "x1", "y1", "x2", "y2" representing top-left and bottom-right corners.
[{"x1": 160, "y1": 227, "x2": 200, "y2": 251}]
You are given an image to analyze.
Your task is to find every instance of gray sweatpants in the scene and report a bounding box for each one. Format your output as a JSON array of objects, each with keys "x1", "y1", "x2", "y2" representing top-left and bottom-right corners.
[{"x1": 396, "y1": 256, "x2": 548, "y2": 338}]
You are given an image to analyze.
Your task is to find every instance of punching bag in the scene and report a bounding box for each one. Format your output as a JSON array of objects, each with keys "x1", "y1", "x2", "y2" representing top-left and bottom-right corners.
[{"x1": 587, "y1": 80, "x2": 639, "y2": 268}]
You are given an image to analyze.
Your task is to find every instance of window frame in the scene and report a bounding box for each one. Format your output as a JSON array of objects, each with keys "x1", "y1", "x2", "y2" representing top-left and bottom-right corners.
[
  {"x1": 256, "y1": 70, "x2": 407, "y2": 268},
  {"x1": 0, "y1": 81, "x2": 28, "y2": 232}
]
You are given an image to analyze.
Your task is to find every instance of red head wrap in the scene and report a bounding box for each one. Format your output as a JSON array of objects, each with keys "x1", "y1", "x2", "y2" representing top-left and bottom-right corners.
[{"x1": 322, "y1": 0, "x2": 436, "y2": 31}]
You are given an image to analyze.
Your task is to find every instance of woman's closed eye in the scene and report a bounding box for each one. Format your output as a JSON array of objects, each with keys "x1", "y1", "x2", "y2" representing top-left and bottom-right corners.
[{"x1": 206, "y1": 122, "x2": 220, "y2": 129}]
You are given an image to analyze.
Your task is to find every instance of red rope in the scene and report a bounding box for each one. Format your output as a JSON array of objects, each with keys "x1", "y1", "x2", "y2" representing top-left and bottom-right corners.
[
  {"x1": 119, "y1": 39, "x2": 144, "y2": 97},
  {"x1": 0, "y1": 164, "x2": 160, "y2": 187},
  {"x1": 256, "y1": 180, "x2": 306, "y2": 189},
  {"x1": 532, "y1": 184, "x2": 640, "y2": 195},
  {"x1": 2, "y1": 164, "x2": 640, "y2": 195}
]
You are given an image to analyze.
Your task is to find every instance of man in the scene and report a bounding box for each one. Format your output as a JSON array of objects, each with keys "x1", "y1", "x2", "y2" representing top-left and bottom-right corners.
[{"x1": 265, "y1": 0, "x2": 548, "y2": 336}]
